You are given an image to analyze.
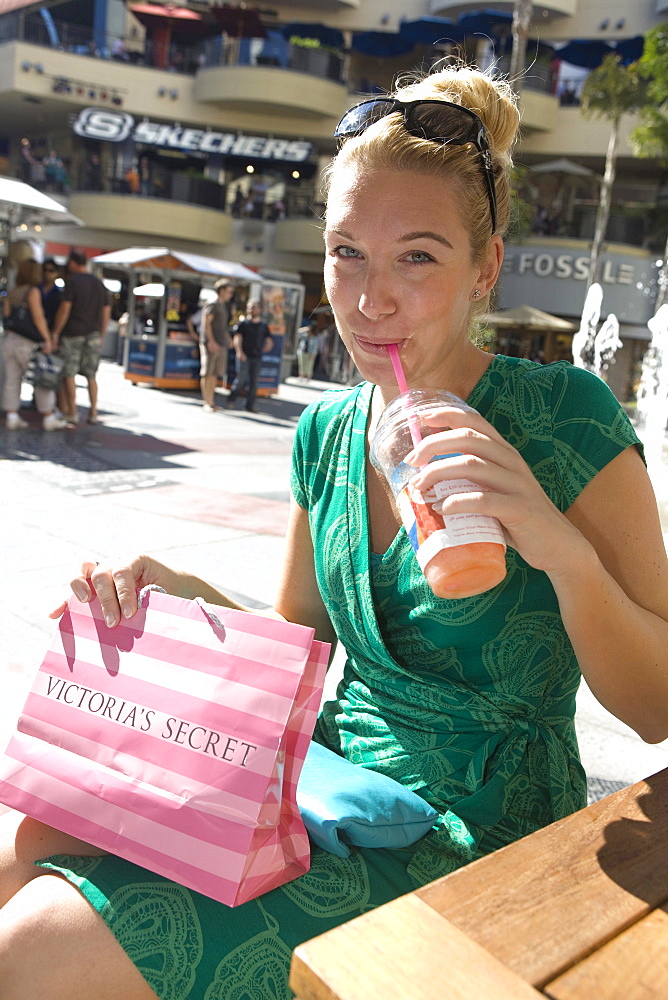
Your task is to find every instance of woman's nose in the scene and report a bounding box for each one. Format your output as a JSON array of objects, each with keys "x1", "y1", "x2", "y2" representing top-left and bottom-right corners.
[{"x1": 358, "y1": 270, "x2": 397, "y2": 320}]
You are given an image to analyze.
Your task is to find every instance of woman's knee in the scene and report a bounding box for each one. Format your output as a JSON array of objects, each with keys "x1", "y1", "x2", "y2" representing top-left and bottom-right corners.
[
  {"x1": 0, "y1": 811, "x2": 105, "y2": 909},
  {"x1": 0, "y1": 875, "x2": 158, "y2": 1000}
]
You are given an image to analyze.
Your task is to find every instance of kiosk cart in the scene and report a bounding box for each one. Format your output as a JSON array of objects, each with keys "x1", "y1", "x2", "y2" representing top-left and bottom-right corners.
[{"x1": 92, "y1": 247, "x2": 260, "y2": 390}]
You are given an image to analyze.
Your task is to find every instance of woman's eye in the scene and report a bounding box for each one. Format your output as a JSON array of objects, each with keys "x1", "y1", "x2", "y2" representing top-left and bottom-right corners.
[
  {"x1": 405, "y1": 251, "x2": 434, "y2": 264},
  {"x1": 332, "y1": 245, "x2": 362, "y2": 259}
]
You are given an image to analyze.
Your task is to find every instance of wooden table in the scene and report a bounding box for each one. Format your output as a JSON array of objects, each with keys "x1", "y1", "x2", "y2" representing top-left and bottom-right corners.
[{"x1": 290, "y1": 767, "x2": 668, "y2": 1000}]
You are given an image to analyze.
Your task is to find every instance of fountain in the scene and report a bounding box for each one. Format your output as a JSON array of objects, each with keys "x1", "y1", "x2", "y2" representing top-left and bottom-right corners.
[
  {"x1": 572, "y1": 283, "x2": 603, "y2": 372},
  {"x1": 572, "y1": 282, "x2": 622, "y2": 378},
  {"x1": 593, "y1": 313, "x2": 622, "y2": 379},
  {"x1": 635, "y1": 304, "x2": 668, "y2": 474}
]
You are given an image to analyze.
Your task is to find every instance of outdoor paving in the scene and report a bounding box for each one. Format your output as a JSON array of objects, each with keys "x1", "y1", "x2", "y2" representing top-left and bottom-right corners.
[{"x1": 1, "y1": 359, "x2": 668, "y2": 815}]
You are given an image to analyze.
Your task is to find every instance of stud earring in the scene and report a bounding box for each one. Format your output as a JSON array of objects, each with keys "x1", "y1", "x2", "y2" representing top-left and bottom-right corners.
[{"x1": 472, "y1": 289, "x2": 482, "y2": 300}]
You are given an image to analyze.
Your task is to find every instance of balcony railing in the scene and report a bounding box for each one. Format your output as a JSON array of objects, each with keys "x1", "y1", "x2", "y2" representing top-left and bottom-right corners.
[{"x1": 0, "y1": 12, "x2": 344, "y2": 82}]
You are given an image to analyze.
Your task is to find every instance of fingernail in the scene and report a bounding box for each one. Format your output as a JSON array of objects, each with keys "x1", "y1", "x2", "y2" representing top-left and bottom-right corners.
[
  {"x1": 105, "y1": 613, "x2": 117, "y2": 628},
  {"x1": 404, "y1": 451, "x2": 417, "y2": 466},
  {"x1": 73, "y1": 587, "x2": 89, "y2": 602},
  {"x1": 123, "y1": 606, "x2": 134, "y2": 619}
]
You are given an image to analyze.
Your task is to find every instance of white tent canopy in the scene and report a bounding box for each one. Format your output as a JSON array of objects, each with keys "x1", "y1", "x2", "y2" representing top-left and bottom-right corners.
[
  {"x1": 0, "y1": 176, "x2": 82, "y2": 226},
  {"x1": 531, "y1": 159, "x2": 601, "y2": 180},
  {"x1": 92, "y1": 247, "x2": 259, "y2": 282},
  {"x1": 483, "y1": 305, "x2": 577, "y2": 332}
]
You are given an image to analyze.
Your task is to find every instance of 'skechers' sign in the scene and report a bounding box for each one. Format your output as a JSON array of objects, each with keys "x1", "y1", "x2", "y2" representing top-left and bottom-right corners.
[{"x1": 72, "y1": 108, "x2": 313, "y2": 163}]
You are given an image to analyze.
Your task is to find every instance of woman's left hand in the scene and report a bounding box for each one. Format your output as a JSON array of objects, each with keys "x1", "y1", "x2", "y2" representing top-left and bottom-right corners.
[{"x1": 405, "y1": 404, "x2": 589, "y2": 577}]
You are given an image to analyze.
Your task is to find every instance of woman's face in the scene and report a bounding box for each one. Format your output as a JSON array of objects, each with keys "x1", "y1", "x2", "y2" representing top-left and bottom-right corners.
[{"x1": 324, "y1": 165, "x2": 501, "y2": 392}]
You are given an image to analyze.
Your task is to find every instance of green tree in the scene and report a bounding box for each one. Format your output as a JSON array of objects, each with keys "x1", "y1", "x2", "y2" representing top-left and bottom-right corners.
[
  {"x1": 631, "y1": 23, "x2": 668, "y2": 309},
  {"x1": 580, "y1": 54, "x2": 647, "y2": 290}
]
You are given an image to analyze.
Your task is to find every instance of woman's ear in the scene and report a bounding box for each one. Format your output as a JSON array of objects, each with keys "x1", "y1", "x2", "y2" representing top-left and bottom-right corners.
[{"x1": 476, "y1": 235, "x2": 504, "y2": 297}]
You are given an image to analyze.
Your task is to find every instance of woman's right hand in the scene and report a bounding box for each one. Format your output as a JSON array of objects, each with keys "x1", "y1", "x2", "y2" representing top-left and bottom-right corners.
[{"x1": 49, "y1": 555, "x2": 181, "y2": 628}]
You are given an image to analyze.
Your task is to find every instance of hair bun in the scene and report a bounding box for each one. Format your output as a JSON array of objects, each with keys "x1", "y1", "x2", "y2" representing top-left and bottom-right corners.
[{"x1": 394, "y1": 65, "x2": 520, "y2": 160}]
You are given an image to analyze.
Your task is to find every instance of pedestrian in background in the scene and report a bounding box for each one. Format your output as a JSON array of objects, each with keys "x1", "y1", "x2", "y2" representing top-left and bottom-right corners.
[
  {"x1": 296, "y1": 321, "x2": 319, "y2": 382},
  {"x1": 200, "y1": 280, "x2": 234, "y2": 413},
  {"x1": 226, "y1": 299, "x2": 273, "y2": 413},
  {"x1": 39, "y1": 258, "x2": 62, "y2": 328},
  {"x1": 51, "y1": 250, "x2": 111, "y2": 426},
  {"x1": 1, "y1": 258, "x2": 67, "y2": 431}
]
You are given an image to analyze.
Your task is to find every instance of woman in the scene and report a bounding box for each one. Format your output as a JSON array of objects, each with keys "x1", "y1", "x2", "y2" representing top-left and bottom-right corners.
[
  {"x1": 2, "y1": 258, "x2": 67, "y2": 431},
  {"x1": 2, "y1": 66, "x2": 668, "y2": 999},
  {"x1": 296, "y1": 322, "x2": 320, "y2": 382}
]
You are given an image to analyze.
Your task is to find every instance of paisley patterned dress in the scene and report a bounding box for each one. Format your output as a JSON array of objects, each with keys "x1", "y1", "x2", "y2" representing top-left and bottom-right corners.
[{"x1": 39, "y1": 356, "x2": 641, "y2": 999}]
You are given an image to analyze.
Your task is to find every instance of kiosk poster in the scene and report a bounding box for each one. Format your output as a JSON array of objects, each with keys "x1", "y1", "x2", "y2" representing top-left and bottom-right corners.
[
  {"x1": 259, "y1": 283, "x2": 286, "y2": 392},
  {"x1": 127, "y1": 338, "x2": 158, "y2": 376},
  {"x1": 259, "y1": 283, "x2": 302, "y2": 392}
]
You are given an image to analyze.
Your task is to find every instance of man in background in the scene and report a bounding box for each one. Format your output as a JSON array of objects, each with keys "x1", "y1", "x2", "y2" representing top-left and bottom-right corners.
[
  {"x1": 52, "y1": 250, "x2": 111, "y2": 426},
  {"x1": 226, "y1": 300, "x2": 273, "y2": 414},
  {"x1": 200, "y1": 280, "x2": 234, "y2": 413},
  {"x1": 40, "y1": 258, "x2": 62, "y2": 328}
]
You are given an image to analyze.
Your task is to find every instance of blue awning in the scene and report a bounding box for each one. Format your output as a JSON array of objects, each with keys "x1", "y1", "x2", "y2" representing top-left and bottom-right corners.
[
  {"x1": 615, "y1": 35, "x2": 644, "y2": 64},
  {"x1": 556, "y1": 36, "x2": 644, "y2": 69},
  {"x1": 350, "y1": 31, "x2": 416, "y2": 57},
  {"x1": 456, "y1": 8, "x2": 513, "y2": 36},
  {"x1": 398, "y1": 17, "x2": 462, "y2": 46},
  {"x1": 280, "y1": 23, "x2": 344, "y2": 49}
]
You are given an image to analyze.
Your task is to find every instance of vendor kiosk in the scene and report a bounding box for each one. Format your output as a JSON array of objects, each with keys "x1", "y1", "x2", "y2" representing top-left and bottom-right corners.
[{"x1": 92, "y1": 248, "x2": 303, "y2": 396}]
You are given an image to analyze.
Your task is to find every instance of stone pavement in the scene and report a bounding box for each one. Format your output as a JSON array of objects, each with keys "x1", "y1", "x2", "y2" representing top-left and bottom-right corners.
[{"x1": 1, "y1": 360, "x2": 668, "y2": 810}]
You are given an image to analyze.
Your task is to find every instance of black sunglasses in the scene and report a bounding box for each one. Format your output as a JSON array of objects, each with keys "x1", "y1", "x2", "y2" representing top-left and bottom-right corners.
[{"x1": 334, "y1": 98, "x2": 497, "y2": 233}]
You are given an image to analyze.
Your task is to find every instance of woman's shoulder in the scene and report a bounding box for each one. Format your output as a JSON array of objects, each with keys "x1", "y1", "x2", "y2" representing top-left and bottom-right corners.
[
  {"x1": 294, "y1": 382, "x2": 368, "y2": 448},
  {"x1": 486, "y1": 355, "x2": 622, "y2": 411}
]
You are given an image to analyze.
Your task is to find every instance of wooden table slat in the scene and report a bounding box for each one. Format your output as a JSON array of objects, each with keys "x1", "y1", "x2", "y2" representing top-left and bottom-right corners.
[
  {"x1": 416, "y1": 770, "x2": 668, "y2": 986},
  {"x1": 290, "y1": 893, "x2": 543, "y2": 1000},
  {"x1": 542, "y1": 904, "x2": 668, "y2": 1000}
]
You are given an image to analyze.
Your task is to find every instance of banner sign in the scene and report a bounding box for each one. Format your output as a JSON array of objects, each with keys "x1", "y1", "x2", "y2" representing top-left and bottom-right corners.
[{"x1": 73, "y1": 109, "x2": 313, "y2": 163}]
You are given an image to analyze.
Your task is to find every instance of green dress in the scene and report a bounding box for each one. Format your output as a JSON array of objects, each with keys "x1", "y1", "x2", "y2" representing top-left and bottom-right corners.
[{"x1": 39, "y1": 356, "x2": 641, "y2": 1000}]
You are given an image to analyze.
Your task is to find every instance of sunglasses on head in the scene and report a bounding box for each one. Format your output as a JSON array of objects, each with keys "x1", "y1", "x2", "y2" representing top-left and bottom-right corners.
[{"x1": 334, "y1": 98, "x2": 497, "y2": 233}]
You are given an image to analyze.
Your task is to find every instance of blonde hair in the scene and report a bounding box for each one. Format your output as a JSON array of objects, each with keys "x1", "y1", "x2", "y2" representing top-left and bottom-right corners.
[
  {"x1": 324, "y1": 66, "x2": 520, "y2": 310},
  {"x1": 15, "y1": 259, "x2": 43, "y2": 288}
]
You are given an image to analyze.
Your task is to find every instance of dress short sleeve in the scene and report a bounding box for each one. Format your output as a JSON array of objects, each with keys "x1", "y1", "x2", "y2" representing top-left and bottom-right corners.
[{"x1": 549, "y1": 364, "x2": 643, "y2": 511}]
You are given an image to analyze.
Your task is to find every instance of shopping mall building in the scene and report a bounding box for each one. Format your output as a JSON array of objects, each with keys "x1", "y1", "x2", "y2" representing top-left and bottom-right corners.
[{"x1": 0, "y1": 0, "x2": 665, "y2": 399}]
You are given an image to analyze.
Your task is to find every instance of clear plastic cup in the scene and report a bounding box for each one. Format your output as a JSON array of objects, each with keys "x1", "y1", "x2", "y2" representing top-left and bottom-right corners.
[{"x1": 370, "y1": 389, "x2": 507, "y2": 599}]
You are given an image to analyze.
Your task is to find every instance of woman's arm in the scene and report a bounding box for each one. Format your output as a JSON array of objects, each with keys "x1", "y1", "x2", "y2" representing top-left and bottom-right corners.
[
  {"x1": 51, "y1": 501, "x2": 337, "y2": 647},
  {"x1": 551, "y1": 446, "x2": 668, "y2": 743},
  {"x1": 26, "y1": 287, "x2": 52, "y2": 348},
  {"x1": 409, "y1": 411, "x2": 668, "y2": 743}
]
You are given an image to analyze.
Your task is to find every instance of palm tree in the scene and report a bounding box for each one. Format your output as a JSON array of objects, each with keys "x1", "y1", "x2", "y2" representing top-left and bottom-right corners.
[
  {"x1": 631, "y1": 24, "x2": 668, "y2": 310},
  {"x1": 509, "y1": 0, "x2": 533, "y2": 94},
  {"x1": 580, "y1": 54, "x2": 647, "y2": 291}
]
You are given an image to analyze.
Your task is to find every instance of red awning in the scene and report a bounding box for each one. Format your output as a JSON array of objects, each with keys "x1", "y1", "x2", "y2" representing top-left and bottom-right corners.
[{"x1": 128, "y1": 3, "x2": 221, "y2": 37}]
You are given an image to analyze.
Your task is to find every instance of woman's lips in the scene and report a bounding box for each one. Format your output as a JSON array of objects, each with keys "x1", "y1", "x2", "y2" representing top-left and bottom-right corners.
[{"x1": 354, "y1": 336, "x2": 403, "y2": 357}]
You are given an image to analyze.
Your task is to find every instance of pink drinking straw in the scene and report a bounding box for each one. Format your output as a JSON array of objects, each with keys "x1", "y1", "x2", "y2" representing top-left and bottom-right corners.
[{"x1": 386, "y1": 343, "x2": 423, "y2": 452}]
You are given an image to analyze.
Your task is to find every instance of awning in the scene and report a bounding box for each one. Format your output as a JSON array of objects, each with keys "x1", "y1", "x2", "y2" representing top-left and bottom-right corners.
[
  {"x1": 350, "y1": 31, "x2": 415, "y2": 58},
  {"x1": 0, "y1": 176, "x2": 82, "y2": 227},
  {"x1": 555, "y1": 36, "x2": 644, "y2": 71},
  {"x1": 483, "y1": 305, "x2": 577, "y2": 332},
  {"x1": 456, "y1": 9, "x2": 513, "y2": 36},
  {"x1": 128, "y1": 4, "x2": 221, "y2": 38},
  {"x1": 280, "y1": 23, "x2": 344, "y2": 49},
  {"x1": 92, "y1": 246, "x2": 259, "y2": 282},
  {"x1": 531, "y1": 158, "x2": 601, "y2": 180},
  {"x1": 398, "y1": 17, "x2": 462, "y2": 46}
]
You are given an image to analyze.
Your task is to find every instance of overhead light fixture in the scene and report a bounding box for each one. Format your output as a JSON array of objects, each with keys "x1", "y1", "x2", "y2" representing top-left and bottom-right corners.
[
  {"x1": 291, "y1": 170, "x2": 300, "y2": 179},
  {"x1": 246, "y1": 164, "x2": 255, "y2": 173}
]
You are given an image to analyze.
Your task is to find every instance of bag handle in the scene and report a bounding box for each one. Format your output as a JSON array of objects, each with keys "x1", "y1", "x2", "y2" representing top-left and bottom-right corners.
[{"x1": 137, "y1": 585, "x2": 226, "y2": 638}]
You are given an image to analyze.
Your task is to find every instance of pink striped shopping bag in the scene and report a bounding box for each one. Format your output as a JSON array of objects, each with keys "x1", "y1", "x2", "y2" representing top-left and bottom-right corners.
[{"x1": 0, "y1": 590, "x2": 329, "y2": 906}]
